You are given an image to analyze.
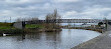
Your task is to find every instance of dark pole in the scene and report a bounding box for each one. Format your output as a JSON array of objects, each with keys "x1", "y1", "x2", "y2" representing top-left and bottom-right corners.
[
  {"x1": 105, "y1": 18, "x2": 108, "y2": 31},
  {"x1": 22, "y1": 21, "x2": 25, "y2": 29}
]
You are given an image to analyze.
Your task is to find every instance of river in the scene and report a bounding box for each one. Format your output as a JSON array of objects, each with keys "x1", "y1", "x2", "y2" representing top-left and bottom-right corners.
[{"x1": 0, "y1": 29, "x2": 101, "y2": 49}]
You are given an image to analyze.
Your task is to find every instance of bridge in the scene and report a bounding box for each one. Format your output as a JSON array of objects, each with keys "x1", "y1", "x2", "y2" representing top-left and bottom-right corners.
[
  {"x1": 13, "y1": 19, "x2": 106, "y2": 29},
  {"x1": 25, "y1": 19, "x2": 103, "y2": 24}
]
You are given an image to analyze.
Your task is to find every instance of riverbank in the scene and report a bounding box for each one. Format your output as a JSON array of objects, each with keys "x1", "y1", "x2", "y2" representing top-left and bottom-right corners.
[
  {"x1": 0, "y1": 29, "x2": 24, "y2": 35},
  {"x1": 0, "y1": 23, "x2": 24, "y2": 35},
  {"x1": 71, "y1": 31, "x2": 110, "y2": 49},
  {"x1": 0, "y1": 28, "x2": 62, "y2": 34},
  {"x1": 0, "y1": 23, "x2": 62, "y2": 34},
  {"x1": 67, "y1": 27, "x2": 103, "y2": 33},
  {"x1": 25, "y1": 24, "x2": 62, "y2": 33}
]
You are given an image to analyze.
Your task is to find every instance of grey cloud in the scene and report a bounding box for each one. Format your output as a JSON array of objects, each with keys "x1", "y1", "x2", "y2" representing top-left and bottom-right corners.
[{"x1": 0, "y1": 0, "x2": 111, "y2": 22}]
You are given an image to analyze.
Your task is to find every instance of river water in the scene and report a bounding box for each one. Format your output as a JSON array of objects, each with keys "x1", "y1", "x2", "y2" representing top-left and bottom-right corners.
[{"x1": 0, "y1": 29, "x2": 101, "y2": 49}]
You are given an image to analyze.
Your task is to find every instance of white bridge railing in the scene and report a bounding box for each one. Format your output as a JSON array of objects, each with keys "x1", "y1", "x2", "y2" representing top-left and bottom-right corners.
[{"x1": 25, "y1": 19, "x2": 103, "y2": 24}]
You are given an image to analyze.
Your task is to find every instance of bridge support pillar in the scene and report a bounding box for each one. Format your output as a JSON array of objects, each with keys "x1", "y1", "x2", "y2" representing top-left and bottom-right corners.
[
  {"x1": 105, "y1": 20, "x2": 111, "y2": 31},
  {"x1": 13, "y1": 22, "x2": 26, "y2": 29}
]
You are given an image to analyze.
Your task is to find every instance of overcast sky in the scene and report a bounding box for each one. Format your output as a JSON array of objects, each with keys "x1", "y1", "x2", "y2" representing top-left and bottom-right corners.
[{"x1": 0, "y1": 0, "x2": 111, "y2": 22}]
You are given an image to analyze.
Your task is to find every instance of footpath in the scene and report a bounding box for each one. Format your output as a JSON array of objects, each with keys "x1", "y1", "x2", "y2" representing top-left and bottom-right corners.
[{"x1": 71, "y1": 31, "x2": 111, "y2": 49}]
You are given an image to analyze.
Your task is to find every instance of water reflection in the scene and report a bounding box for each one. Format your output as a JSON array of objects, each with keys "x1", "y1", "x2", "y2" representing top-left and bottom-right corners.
[{"x1": 0, "y1": 29, "x2": 101, "y2": 49}]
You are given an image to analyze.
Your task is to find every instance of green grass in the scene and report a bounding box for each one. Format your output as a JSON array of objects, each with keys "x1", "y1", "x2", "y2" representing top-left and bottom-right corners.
[
  {"x1": 0, "y1": 26, "x2": 15, "y2": 29},
  {"x1": 0, "y1": 23, "x2": 24, "y2": 34},
  {"x1": 0, "y1": 29, "x2": 24, "y2": 34},
  {"x1": 0, "y1": 23, "x2": 13, "y2": 27},
  {"x1": 0, "y1": 23, "x2": 15, "y2": 29},
  {"x1": 25, "y1": 24, "x2": 44, "y2": 29}
]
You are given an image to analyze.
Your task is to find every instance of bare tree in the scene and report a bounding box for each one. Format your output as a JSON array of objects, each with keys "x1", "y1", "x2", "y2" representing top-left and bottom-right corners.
[
  {"x1": 45, "y1": 9, "x2": 61, "y2": 29},
  {"x1": 31, "y1": 17, "x2": 39, "y2": 21},
  {"x1": 16, "y1": 18, "x2": 22, "y2": 22},
  {"x1": 16, "y1": 17, "x2": 39, "y2": 22},
  {"x1": 46, "y1": 9, "x2": 61, "y2": 20}
]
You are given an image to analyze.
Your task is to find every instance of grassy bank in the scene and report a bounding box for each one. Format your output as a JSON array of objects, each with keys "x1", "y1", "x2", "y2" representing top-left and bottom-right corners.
[
  {"x1": 25, "y1": 24, "x2": 62, "y2": 33},
  {"x1": 68, "y1": 27, "x2": 103, "y2": 33},
  {"x1": 0, "y1": 29, "x2": 24, "y2": 34},
  {"x1": 25, "y1": 24, "x2": 44, "y2": 29},
  {"x1": 0, "y1": 23, "x2": 62, "y2": 34},
  {"x1": 0, "y1": 23, "x2": 13, "y2": 29},
  {"x1": 0, "y1": 23, "x2": 24, "y2": 34}
]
